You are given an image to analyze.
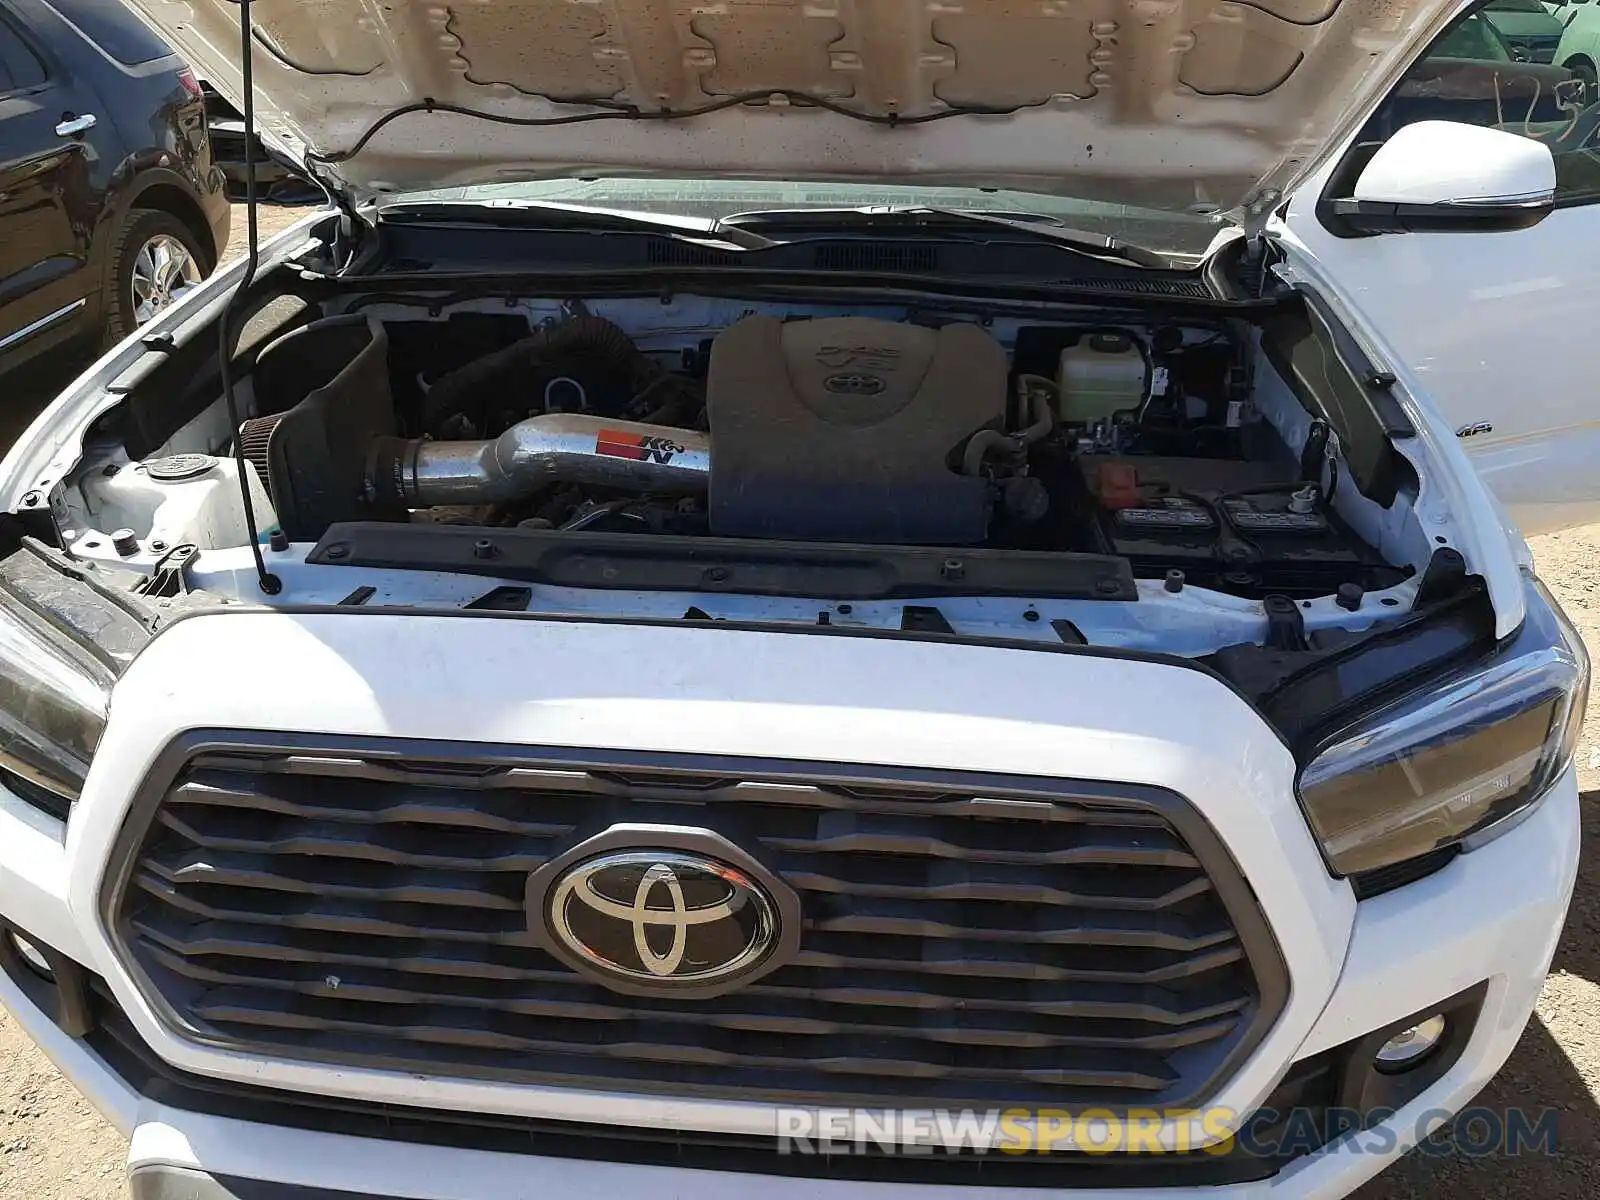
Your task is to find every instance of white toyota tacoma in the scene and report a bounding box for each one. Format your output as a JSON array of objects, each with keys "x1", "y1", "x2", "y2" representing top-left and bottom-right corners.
[{"x1": 0, "y1": 0, "x2": 1594, "y2": 1197}]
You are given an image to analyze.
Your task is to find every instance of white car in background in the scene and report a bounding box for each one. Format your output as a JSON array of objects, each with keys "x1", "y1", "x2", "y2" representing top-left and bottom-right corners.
[
  {"x1": 1553, "y1": 0, "x2": 1600, "y2": 91},
  {"x1": 0, "y1": 2, "x2": 1594, "y2": 1199}
]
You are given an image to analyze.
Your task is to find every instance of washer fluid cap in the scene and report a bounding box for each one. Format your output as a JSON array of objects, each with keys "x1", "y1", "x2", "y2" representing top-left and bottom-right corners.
[{"x1": 145, "y1": 454, "x2": 218, "y2": 482}]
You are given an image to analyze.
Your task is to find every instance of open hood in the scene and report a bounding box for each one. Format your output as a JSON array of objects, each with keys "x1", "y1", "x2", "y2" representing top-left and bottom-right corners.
[{"x1": 131, "y1": 0, "x2": 1460, "y2": 221}]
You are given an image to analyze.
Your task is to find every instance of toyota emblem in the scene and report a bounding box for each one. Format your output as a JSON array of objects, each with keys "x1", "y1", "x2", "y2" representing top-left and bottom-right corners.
[{"x1": 526, "y1": 827, "x2": 801, "y2": 998}]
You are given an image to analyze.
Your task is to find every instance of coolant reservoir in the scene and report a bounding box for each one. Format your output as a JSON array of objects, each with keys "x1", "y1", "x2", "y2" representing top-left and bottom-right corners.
[
  {"x1": 1057, "y1": 333, "x2": 1147, "y2": 425},
  {"x1": 80, "y1": 453, "x2": 280, "y2": 550}
]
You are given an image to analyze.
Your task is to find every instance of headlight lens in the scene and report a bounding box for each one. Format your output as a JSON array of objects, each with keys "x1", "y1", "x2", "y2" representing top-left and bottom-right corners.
[
  {"x1": 1298, "y1": 578, "x2": 1588, "y2": 878},
  {"x1": 0, "y1": 595, "x2": 110, "y2": 818}
]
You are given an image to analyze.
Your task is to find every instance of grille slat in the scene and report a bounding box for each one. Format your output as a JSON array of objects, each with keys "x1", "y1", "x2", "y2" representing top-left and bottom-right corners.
[
  {"x1": 787, "y1": 941, "x2": 1249, "y2": 984},
  {"x1": 109, "y1": 740, "x2": 1282, "y2": 1111},
  {"x1": 138, "y1": 936, "x2": 1251, "y2": 1026},
  {"x1": 171, "y1": 776, "x2": 578, "y2": 836},
  {"x1": 154, "y1": 820, "x2": 1221, "y2": 921},
  {"x1": 177, "y1": 780, "x2": 1192, "y2": 866},
  {"x1": 142, "y1": 869, "x2": 1233, "y2": 952},
  {"x1": 742, "y1": 857, "x2": 1203, "y2": 915},
  {"x1": 133, "y1": 875, "x2": 530, "y2": 942},
  {"x1": 133, "y1": 911, "x2": 1247, "y2": 987},
  {"x1": 811, "y1": 897, "x2": 1234, "y2": 950},
  {"x1": 163, "y1": 816, "x2": 1209, "y2": 909},
  {"x1": 141, "y1": 850, "x2": 526, "y2": 910},
  {"x1": 156, "y1": 811, "x2": 560, "y2": 874},
  {"x1": 191, "y1": 756, "x2": 1181, "y2": 827},
  {"x1": 761, "y1": 825, "x2": 1198, "y2": 867},
  {"x1": 187, "y1": 987, "x2": 1183, "y2": 1091},
  {"x1": 143, "y1": 949, "x2": 1246, "y2": 1048}
]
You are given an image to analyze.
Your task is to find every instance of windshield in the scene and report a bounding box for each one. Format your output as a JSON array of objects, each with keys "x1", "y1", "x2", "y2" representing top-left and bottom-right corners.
[{"x1": 386, "y1": 179, "x2": 1222, "y2": 258}]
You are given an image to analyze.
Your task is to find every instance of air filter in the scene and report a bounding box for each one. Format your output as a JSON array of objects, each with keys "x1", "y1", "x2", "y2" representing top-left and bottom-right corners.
[{"x1": 237, "y1": 412, "x2": 283, "y2": 501}]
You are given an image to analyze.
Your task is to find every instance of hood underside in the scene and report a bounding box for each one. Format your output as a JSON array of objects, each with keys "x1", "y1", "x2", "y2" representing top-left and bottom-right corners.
[{"x1": 133, "y1": 0, "x2": 1458, "y2": 218}]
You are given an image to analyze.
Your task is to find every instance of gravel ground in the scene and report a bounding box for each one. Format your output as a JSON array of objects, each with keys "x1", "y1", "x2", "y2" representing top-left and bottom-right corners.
[{"x1": 0, "y1": 203, "x2": 1596, "y2": 1197}]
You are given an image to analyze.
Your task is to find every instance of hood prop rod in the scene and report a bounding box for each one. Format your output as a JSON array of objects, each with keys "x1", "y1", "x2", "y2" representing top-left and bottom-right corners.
[{"x1": 217, "y1": 0, "x2": 280, "y2": 595}]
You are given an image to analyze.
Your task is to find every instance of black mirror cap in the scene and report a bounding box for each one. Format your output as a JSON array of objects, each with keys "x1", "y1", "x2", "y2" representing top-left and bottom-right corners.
[{"x1": 1323, "y1": 196, "x2": 1553, "y2": 236}]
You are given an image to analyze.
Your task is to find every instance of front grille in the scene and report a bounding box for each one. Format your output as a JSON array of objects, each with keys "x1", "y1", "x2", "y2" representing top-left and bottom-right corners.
[{"x1": 105, "y1": 734, "x2": 1284, "y2": 1113}]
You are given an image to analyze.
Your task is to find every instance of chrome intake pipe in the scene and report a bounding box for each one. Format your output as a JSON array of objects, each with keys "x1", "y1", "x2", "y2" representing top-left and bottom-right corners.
[{"x1": 369, "y1": 414, "x2": 711, "y2": 507}]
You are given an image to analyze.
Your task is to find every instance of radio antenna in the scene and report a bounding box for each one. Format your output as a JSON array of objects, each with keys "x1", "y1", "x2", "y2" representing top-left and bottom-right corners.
[{"x1": 217, "y1": 0, "x2": 281, "y2": 595}]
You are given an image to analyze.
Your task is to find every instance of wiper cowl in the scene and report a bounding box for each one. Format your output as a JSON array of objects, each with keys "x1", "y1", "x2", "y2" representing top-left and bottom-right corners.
[{"x1": 718, "y1": 206, "x2": 1171, "y2": 267}]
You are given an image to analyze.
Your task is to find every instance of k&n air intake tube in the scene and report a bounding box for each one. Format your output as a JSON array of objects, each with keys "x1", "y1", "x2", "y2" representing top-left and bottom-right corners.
[{"x1": 368, "y1": 414, "x2": 711, "y2": 507}]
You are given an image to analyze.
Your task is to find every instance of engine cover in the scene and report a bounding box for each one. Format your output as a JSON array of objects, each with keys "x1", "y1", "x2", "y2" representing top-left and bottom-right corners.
[{"x1": 706, "y1": 316, "x2": 1005, "y2": 543}]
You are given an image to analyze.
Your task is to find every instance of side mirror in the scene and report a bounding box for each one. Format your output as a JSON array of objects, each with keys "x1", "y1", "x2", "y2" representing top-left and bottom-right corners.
[{"x1": 1328, "y1": 120, "x2": 1556, "y2": 234}]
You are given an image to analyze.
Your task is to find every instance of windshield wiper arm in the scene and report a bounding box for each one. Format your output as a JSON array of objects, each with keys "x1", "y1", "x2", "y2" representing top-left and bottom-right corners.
[
  {"x1": 717, "y1": 206, "x2": 1170, "y2": 267},
  {"x1": 910, "y1": 208, "x2": 1172, "y2": 268},
  {"x1": 377, "y1": 199, "x2": 778, "y2": 250}
]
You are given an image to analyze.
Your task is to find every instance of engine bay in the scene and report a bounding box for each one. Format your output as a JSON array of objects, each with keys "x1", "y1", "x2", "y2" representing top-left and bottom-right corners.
[
  {"x1": 40, "y1": 285, "x2": 1443, "y2": 657},
  {"x1": 116, "y1": 302, "x2": 1403, "y2": 597}
]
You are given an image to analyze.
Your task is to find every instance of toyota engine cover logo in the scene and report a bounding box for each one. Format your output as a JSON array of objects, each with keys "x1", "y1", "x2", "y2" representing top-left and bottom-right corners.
[
  {"x1": 823, "y1": 371, "x2": 887, "y2": 396},
  {"x1": 526, "y1": 826, "x2": 801, "y2": 998}
]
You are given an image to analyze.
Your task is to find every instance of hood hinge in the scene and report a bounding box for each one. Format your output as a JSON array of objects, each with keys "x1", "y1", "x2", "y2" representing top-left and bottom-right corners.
[
  {"x1": 300, "y1": 159, "x2": 367, "y2": 270},
  {"x1": 1218, "y1": 187, "x2": 1280, "y2": 297},
  {"x1": 1232, "y1": 186, "x2": 1279, "y2": 248},
  {"x1": 1216, "y1": 228, "x2": 1274, "y2": 301},
  {"x1": 332, "y1": 202, "x2": 368, "y2": 270}
]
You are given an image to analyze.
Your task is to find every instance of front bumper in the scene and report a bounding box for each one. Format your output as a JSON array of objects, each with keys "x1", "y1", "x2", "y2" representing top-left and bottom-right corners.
[
  {"x1": 3, "y1": 771, "x2": 1576, "y2": 1198},
  {"x1": 0, "y1": 613, "x2": 1581, "y2": 1197}
]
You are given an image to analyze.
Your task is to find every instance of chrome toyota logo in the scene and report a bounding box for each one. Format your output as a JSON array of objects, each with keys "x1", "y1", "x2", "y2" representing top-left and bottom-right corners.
[{"x1": 526, "y1": 827, "x2": 801, "y2": 998}]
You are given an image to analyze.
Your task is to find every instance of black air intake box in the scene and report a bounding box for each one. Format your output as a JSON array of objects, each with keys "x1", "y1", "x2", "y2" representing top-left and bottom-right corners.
[{"x1": 247, "y1": 314, "x2": 401, "y2": 540}]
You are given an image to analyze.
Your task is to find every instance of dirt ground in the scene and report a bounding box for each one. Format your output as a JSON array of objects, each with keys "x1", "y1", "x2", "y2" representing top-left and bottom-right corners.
[{"x1": 1, "y1": 203, "x2": 1597, "y2": 1197}]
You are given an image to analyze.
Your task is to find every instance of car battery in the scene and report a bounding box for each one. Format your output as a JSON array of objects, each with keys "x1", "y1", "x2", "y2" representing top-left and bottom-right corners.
[{"x1": 1075, "y1": 454, "x2": 1386, "y2": 590}]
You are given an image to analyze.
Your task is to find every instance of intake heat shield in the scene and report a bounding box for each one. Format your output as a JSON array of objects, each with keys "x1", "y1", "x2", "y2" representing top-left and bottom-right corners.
[{"x1": 707, "y1": 316, "x2": 1005, "y2": 543}]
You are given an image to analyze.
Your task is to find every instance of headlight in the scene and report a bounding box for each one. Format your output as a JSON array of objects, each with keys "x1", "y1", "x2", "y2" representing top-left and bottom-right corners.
[
  {"x1": 0, "y1": 589, "x2": 110, "y2": 819},
  {"x1": 1298, "y1": 577, "x2": 1588, "y2": 880}
]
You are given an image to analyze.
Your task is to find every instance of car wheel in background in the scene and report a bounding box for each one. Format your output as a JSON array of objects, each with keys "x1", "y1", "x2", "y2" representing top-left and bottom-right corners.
[
  {"x1": 1564, "y1": 56, "x2": 1598, "y2": 103},
  {"x1": 104, "y1": 209, "x2": 213, "y2": 344}
]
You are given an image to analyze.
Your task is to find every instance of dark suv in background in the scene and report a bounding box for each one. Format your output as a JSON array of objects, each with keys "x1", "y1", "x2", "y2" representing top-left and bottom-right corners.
[{"x1": 0, "y1": 0, "x2": 228, "y2": 374}]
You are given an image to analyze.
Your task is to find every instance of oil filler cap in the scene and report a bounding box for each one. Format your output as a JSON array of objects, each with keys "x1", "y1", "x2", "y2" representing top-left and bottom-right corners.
[{"x1": 145, "y1": 454, "x2": 217, "y2": 482}]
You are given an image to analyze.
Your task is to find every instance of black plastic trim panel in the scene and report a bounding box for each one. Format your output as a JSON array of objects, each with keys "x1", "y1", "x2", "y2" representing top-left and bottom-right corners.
[
  {"x1": 307, "y1": 523, "x2": 1140, "y2": 601},
  {"x1": 1259, "y1": 290, "x2": 1416, "y2": 509}
]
